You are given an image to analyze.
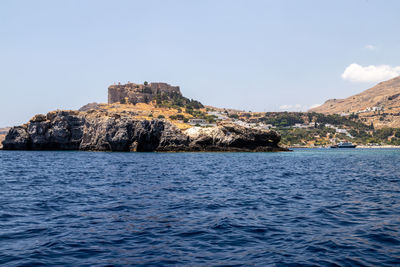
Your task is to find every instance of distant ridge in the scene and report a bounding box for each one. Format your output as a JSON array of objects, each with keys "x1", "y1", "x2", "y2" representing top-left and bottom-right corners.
[{"x1": 310, "y1": 76, "x2": 400, "y2": 128}]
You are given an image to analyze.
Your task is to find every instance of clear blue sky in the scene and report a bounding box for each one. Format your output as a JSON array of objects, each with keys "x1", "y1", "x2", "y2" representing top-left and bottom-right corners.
[{"x1": 1, "y1": 0, "x2": 400, "y2": 126}]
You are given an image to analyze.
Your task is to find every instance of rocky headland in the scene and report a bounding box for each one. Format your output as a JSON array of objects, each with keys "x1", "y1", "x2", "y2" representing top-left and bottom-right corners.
[
  {"x1": 1, "y1": 81, "x2": 288, "y2": 152},
  {"x1": 2, "y1": 110, "x2": 287, "y2": 152}
]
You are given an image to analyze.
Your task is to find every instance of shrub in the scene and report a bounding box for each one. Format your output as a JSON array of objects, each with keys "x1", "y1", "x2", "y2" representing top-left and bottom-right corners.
[
  {"x1": 229, "y1": 114, "x2": 239, "y2": 119},
  {"x1": 176, "y1": 114, "x2": 185, "y2": 120}
]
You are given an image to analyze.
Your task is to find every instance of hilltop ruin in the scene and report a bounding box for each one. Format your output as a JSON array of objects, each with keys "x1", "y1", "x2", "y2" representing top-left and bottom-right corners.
[{"x1": 108, "y1": 82, "x2": 182, "y2": 104}]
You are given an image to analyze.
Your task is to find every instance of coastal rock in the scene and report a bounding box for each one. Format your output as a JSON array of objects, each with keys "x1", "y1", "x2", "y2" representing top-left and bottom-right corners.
[
  {"x1": 185, "y1": 122, "x2": 282, "y2": 151},
  {"x1": 2, "y1": 110, "x2": 286, "y2": 152},
  {"x1": 2, "y1": 111, "x2": 85, "y2": 150},
  {"x1": 2, "y1": 126, "x2": 30, "y2": 150},
  {"x1": 80, "y1": 116, "x2": 176, "y2": 152}
]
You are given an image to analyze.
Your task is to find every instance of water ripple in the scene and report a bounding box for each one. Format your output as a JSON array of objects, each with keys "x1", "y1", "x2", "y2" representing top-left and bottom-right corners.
[{"x1": 0, "y1": 149, "x2": 400, "y2": 266}]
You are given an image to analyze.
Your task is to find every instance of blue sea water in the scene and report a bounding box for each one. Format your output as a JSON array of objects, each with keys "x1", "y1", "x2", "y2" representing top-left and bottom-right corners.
[{"x1": 0, "y1": 149, "x2": 399, "y2": 266}]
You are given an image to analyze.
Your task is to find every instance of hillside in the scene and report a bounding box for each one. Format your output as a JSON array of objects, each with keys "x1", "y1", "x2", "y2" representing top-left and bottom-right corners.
[
  {"x1": 79, "y1": 102, "x2": 213, "y2": 130},
  {"x1": 310, "y1": 76, "x2": 400, "y2": 128},
  {"x1": 74, "y1": 81, "x2": 400, "y2": 147}
]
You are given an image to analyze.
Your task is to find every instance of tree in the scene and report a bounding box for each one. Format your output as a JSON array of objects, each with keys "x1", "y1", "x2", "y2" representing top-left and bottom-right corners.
[{"x1": 144, "y1": 81, "x2": 148, "y2": 86}]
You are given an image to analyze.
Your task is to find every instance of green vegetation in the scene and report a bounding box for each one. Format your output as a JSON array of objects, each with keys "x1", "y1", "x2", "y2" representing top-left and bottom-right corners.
[
  {"x1": 169, "y1": 114, "x2": 187, "y2": 121},
  {"x1": 228, "y1": 114, "x2": 239, "y2": 119},
  {"x1": 278, "y1": 125, "x2": 400, "y2": 146},
  {"x1": 155, "y1": 91, "x2": 204, "y2": 110},
  {"x1": 247, "y1": 112, "x2": 400, "y2": 146},
  {"x1": 259, "y1": 112, "x2": 304, "y2": 127}
]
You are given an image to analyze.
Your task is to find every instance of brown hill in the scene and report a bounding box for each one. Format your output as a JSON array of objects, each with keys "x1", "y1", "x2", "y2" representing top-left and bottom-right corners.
[{"x1": 310, "y1": 76, "x2": 400, "y2": 128}]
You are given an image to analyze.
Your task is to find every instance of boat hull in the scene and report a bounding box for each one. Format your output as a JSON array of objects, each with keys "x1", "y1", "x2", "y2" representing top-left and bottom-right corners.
[{"x1": 330, "y1": 145, "x2": 357, "y2": 148}]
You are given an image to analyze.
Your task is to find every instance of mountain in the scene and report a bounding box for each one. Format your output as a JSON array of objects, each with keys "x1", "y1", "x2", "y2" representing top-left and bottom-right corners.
[{"x1": 310, "y1": 76, "x2": 400, "y2": 128}]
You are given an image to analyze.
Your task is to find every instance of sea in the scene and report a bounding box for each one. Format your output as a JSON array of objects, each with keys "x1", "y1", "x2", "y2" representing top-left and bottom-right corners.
[{"x1": 0, "y1": 149, "x2": 399, "y2": 266}]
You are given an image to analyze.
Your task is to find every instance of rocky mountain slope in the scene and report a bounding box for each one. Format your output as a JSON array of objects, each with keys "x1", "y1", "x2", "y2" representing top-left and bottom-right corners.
[
  {"x1": 310, "y1": 76, "x2": 400, "y2": 128},
  {"x1": 2, "y1": 110, "x2": 286, "y2": 152}
]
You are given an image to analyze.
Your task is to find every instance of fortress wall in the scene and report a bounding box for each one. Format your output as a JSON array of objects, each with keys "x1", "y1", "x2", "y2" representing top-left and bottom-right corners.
[
  {"x1": 150, "y1": 83, "x2": 181, "y2": 94},
  {"x1": 108, "y1": 82, "x2": 182, "y2": 104},
  {"x1": 108, "y1": 87, "x2": 128, "y2": 104}
]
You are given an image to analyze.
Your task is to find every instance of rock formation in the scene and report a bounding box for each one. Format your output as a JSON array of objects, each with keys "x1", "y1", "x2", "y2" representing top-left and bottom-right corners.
[
  {"x1": 184, "y1": 123, "x2": 282, "y2": 151},
  {"x1": 2, "y1": 110, "x2": 286, "y2": 152}
]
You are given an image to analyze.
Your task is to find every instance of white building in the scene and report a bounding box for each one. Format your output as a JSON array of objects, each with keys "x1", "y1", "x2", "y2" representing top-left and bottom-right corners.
[
  {"x1": 207, "y1": 111, "x2": 228, "y2": 120},
  {"x1": 293, "y1": 122, "x2": 315, "y2": 129},
  {"x1": 336, "y1": 128, "x2": 348, "y2": 134}
]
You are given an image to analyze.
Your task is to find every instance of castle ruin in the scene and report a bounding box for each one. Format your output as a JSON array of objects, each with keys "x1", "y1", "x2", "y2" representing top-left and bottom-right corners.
[{"x1": 108, "y1": 82, "x2": 181, "y2": 104}]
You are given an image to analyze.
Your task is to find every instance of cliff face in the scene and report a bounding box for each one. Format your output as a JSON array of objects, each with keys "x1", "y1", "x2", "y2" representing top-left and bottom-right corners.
[
  {"x1": 184, "y1": 124, "x2": 281, "y2": 151},
  {"x1": 2, "y1": 110, "x2": 286, "y2": 152}
]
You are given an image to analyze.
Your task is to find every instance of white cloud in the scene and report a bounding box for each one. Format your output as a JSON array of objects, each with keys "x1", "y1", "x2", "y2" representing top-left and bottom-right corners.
[
  {"x1": 279, "y1": 103, "x2": 323, "y2": 112},
  {"x1": 279, "y1": 104, "x2": 307, "y2": 111},
  {"x1": 279, "y1": 104, "x2": 293, "y2": 110},
  {"x1": 365, "y1": 44, "x2": 377, "y2": 51},
  {"x1": 341, "y1": 63, "x2": 400, "y2": 83}
]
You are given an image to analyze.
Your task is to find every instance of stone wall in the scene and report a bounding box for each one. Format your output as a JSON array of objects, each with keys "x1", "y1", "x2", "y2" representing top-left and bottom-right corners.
[{"x1": 108, "y1": 82, "x2": 181, "y2": 104}]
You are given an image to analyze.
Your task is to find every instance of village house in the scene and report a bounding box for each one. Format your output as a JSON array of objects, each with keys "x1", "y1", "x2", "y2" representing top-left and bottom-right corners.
[
  {"x1": 207, "y1": 111, "x2": 228, "y2": 120},
  {"x1": 293, "y1": 122, "x2": 315, "y2": 129}
]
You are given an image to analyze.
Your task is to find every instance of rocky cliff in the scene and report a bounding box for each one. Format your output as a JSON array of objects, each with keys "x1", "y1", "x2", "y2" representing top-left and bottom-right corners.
[{"x1": 2, "y1": 110, "x2": 286, "y2": 152}]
